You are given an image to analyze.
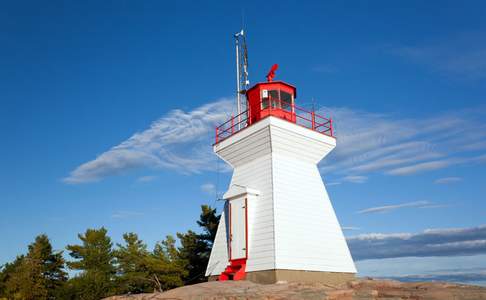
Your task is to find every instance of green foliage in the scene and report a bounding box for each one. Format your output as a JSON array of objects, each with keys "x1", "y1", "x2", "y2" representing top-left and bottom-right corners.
[
  {"x1": 0, "y1": 204, "x2": 222, "y2": 299},
  {"x1": 197, "y1": 205, "x2": 220, "y2": 244},
  {"x1": 149, "y1": 235, "x2": 187, "y2": 291},
  {"x1": 64, "y1": 272, "x2": 117, "y2": 300},
  {"x1": 0, "y1": 235, "x2": 67, "y2": 300},
  {"x1": 114, "y1": 233, "x2": 187, "y2": 293},
  {"x1": 66, "y1": 228, "x2": 116, "y2": 275},
  {"x1": 177, "y1": 205, "x2": 220, "y2": 284},
  {"x1": 114, "y1": 233, "x2": 152, "y2": 293},
  {"x1": 0, "y1": 256, "x2": 25, "y2": 299},
  {"x1": 66, "y1": 227, "x2": 117, "y2": 300},
  {"x1": 176, "y1": 230, "x2": 207, "y2": 284}
]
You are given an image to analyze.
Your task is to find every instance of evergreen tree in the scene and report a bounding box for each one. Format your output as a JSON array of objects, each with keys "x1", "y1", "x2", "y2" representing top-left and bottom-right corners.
[
  {"x1": 197, "y1": 205, "x2": 220, "y2": 244},
  {"x1": 66, "y1": 227, "x2": 116, "y2": 300},
  {"x1": 176, "y1": 230, "x2": 207, "y2": 284},
  {"x1": 2, "y1": 235, "x2": 67, "y2": 300},
  {"x1": 115, "y1": 233, "x2": 187, "y2": 294},
  {"x1": 177, "y1": 204, "x2": 220, "y2": 284},
  {"x1": 0, "y1": 255, "x2": 24, "y2": 299},
  {"x1": 114, "y1": 233, "x2": 152, "y2": 293},
  {"x1": 150, "y1": 236, "x2": 187, "y2": 291}
]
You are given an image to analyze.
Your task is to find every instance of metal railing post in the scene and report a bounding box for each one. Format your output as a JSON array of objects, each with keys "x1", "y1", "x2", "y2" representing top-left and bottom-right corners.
[
  {"x1": 231, "y1": 115, "x2": 234, "y2": 134},
  {"x1": 329, "y1": 118, "x2": 334, "y2": 137},
  {"x1": 311, "y1": 111, "x2": 316, "y2": 130},
  {"x1": 215, "y1": 127, "x2": 219, "y2": 144}
]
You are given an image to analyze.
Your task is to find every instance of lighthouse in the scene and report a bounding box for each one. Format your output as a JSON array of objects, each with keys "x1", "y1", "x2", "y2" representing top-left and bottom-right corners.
[{"x1": 205, "y1": 61, "x2": 357, "y2": 284}]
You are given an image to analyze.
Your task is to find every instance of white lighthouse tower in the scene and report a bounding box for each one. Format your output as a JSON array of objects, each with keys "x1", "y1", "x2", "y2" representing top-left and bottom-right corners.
[{"x1": 205, "y1": 61, "x2": 356, "y2": 284}]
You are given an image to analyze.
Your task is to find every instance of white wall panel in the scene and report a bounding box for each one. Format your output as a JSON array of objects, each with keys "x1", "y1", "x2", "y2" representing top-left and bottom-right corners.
[
  {"x1": 272, "y1": 152, "x2": 356, "y2": 273},
  {"x1": 205, "y1": 209, "x2": 229, "y2": 276},
  {"x1": 231, "y1": 156, "x2": 276, "y2": 272},
  {"x1": 207, "y1": 116, "x2": 356, "y2": 277}
]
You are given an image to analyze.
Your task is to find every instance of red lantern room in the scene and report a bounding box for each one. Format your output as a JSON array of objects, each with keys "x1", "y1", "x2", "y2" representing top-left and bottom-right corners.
[
  {"x1": 214, "y1": 64, "x2": 334, "y2": 144},
  {"x1": 246, "y1": 80, "x2": 297, "y2": 125},
  {"x1": 246, "y1": 64, "x2": 297, "y2": 125}
]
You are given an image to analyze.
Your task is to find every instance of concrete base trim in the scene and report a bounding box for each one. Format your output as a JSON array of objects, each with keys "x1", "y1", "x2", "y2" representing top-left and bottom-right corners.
[{"x1": 208, "y1": 269, "x2": 355, "y2": 285}]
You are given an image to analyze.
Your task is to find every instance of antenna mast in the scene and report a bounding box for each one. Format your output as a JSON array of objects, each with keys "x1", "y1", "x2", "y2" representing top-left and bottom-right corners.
[{"x1": 234, "y1": 29, "x2": 249, "y2": 130}]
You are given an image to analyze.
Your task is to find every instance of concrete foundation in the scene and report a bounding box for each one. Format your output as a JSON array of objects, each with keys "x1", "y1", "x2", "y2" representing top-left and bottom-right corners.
[{"x1": 208, "y1": 269, "x2": 355, "y2": 285}]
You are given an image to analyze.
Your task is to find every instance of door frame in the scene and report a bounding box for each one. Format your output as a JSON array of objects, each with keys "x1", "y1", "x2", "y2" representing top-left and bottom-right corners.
[{"x1": 228, "y1": 197, "x2": 248, "y2": 261}]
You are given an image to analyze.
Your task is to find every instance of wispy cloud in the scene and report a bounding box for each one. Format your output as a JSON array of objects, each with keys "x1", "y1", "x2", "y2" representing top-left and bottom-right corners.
[
  {"x1": 111, "y1": 210, "x2": 144, "y2": 219},
  {"x1": 357, "y1": 201, "x2": 442, "y2": 214},
  {"x1": 342, "y1": 175, "x2": 367, "y2": 184},
  {"x1": 347, "y1": 225, "x2": 486, "y2": 260},
  {"x1": 64, "y1": 98, "x2": 234, "y2": 184},
  {"x1": 342, "y1": 226, "x2": 361, "y2": 231},
  {"x1": 319, "y1": 106, "x2": 486, "y2": 179},
  {"x1": 200, "y1": 183, "x2": 216, "y2": 195},
  {"x1": 387, "y1": 34, "x2": 486, "y2": 80},
  {"x1": 64, "y1": 95, "x2": 486, "y2": 184},
  {"x1": 386, "y1": 160, "x2": 455, "y2": 176},
  {"x1": 435, "y1": 177, "x2": 462, "y2": 185},
  {"x1": 326, "y1": 181, "x2": 342, "y2": 186}
]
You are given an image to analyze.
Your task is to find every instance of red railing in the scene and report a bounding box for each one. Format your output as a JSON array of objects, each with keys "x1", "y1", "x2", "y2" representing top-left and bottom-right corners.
[
  {"x1": 214, "y1": 110, "x2": 250, "y2": 144},
  {"x1": 215, "y1": 99, "x2": 334, "y2": 144}
]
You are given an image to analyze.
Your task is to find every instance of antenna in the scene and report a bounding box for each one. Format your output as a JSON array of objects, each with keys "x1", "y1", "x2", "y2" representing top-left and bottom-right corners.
[{"x1": 234, "y1": 29, "x2": 249, "y2": 130}]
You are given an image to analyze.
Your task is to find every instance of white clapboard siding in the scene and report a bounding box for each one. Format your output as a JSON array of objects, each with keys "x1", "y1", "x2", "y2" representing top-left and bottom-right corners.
[
  {"x1": 229, "y1": 155, "x2": 276, "y2": 272},
  {"x1": 273, "y1": 153, "x2": 356, "y2": 272},
  {"x1": 205, "y1": 208, "x2": 229, "y2": 276},
  {"x1": 206, "y1": 116, "x2": 356, "y2": 277}
]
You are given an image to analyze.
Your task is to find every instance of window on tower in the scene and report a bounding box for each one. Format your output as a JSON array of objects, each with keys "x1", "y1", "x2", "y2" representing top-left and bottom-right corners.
[
  {"x1": 261, "y1": 89, "x2": 294, "y2": 112},
  {"x1": 269, "y1": 90, "x2": 279, "y2": 108},
  {"x1": 262, "y1": 90, "x2": 279, "y2": 109},
  {"x1": 280, "y1": 91, "x2": 292, "y2": 111}
]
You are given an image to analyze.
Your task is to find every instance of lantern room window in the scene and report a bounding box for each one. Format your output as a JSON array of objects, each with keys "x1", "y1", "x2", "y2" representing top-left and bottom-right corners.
[
  {"x1": 280, "y1": 91, "x2": 292, "y2": 111},
  {"x1": 261, "y1": 89, "x2": 294, "y2": 111}
]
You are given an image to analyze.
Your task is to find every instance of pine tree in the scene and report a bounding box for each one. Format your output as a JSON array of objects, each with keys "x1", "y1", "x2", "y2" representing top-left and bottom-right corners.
[
  {"x1": 66, "y1": 227, "x2": 116, "y2": 300},
  {"x1": 115, "y1": 233, "x2": 187, "y2": 294},
  {"x1": 0, "y1": 255, "x2": 24, "y2": 299},
  {"x1": 177, "y1": 204, "x2": 220, "y2": 284},
  {"x1": 2, "y1": 235, "x2": 67, "y2": 300},
  {"x1": 150, "y1": 236, "x2": 187, "y2": 291},
  {"x1": 197, "y1": 205, "x2": 220, "y2": 244},
  {"x1": 114, "y1": 233, "x2": 152, "y2": 294}
]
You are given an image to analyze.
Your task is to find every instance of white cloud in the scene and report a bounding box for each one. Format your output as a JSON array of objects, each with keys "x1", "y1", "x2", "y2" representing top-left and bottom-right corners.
[
  {"x1": 326, "y1": 181, "x2": 342, "y2": 186},
  {"x1": 348, "y1": 225, "x2": 486, "y2": 260},
  {"x1": 434, "y1": 177, "x2": 462, "y2": 185},
  {"x1": 319, "y1": 106, "x2": 486, "y2": 179},
  {"x1": 200, "y1": 183, "x2": 216, "y2": 195},
  {"x1": 342, "y1": 175, "x2": 367, "y2": 184},
  {"x1": 386, "y1": 160, "x2": 455, "y2": 176},
  {"x1": 64, "y1": 98, "x2": 234, "y2": 184},
  {"x1": 342, "y1": 226, "x2": 361, "y2": 231},
  {"x1": 357, "y1": 201, "x2": 445, "y2": 214},
  {"x1": 63, "y1": 95, "x2": 486, "y2": 184}
]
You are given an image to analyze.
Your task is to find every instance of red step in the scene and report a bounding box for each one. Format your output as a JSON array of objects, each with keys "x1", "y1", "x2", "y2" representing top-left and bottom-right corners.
[{"x1": 218, "y1": 259, "x2": 246, "y2": 281}]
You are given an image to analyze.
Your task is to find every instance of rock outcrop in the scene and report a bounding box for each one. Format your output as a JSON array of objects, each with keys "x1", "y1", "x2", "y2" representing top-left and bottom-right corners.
[{"x1": 105, "y1": 278, "x2": 486, "y2": 300}]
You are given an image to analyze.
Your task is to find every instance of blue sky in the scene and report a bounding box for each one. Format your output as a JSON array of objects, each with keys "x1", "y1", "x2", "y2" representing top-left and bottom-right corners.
[{"x1": 1, "y1": 0, "x2": 486, "y2": 285}]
